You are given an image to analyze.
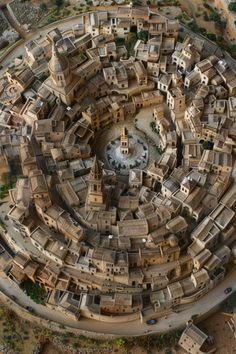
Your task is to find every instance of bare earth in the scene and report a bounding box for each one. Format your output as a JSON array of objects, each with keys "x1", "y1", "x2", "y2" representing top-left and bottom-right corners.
[
  {"x1": 178, "y1": 0, "x2": 218, "y2": 34},
  {"x1": 42, "y1": 342, "x2": 63, "y2": 354},
  {"x1": 200, "y1": 312, "x2": 236, "y2": 354}
]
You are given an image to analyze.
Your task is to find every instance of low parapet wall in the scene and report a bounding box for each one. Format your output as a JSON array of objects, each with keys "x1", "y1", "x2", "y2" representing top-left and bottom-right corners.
[
  {"x1": 81, "y1": 306, "x2": 141, "y2": 323},
  {"x1": 0, "y1": 39, "x2": 24, "y2": 63}
]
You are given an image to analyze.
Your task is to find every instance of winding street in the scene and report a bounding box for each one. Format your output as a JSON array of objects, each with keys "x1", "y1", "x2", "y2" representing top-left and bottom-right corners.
[
  {"x1": 0, "y1": 4, "x2": 236, "y2": 338},
  {"x1": 0, "y1": 12, "x2": 92, "y2": 70},
  {"x1": 0, "y1": 266, "x2": 235, "y2": 337}
]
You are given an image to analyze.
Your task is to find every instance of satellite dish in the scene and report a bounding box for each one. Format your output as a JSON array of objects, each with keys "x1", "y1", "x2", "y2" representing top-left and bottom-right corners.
[
  {"x1": 108, "y1": 235, "x2": 113, "y2": 239},
  {"x1": 142, "y1": 238, "x2": 146, "y2": 243}
]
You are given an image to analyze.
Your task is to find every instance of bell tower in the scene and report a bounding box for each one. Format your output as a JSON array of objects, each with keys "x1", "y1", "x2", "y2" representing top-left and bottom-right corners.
[
  {"x1": 120, "y1": 126, "x2": 129, "y2": 155},
  {"x1": 86, "y1": 156, "x2": 106, "y2": 211}
]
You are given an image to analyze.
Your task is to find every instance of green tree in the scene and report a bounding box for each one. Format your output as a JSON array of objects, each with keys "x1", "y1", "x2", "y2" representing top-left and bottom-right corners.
[
  {"x1": 73, "y1": 342, "x2": 79, "y2": 349},
  {"x1": 138, "y1": 30, "x2": 149, "y2": 42},
  {"x1": 52, "y1": 0, "x2": 65, "y2": 10},
  {"x1": 202, "y1": 141, "x2": 214, "y2": 150},
  {"x1": 199, "y1": 27, "x2": 207, "y2": 35},
  {"x1": 221, "y1": 291, "x2": 236, "y2": 313},
  {"x1": 229, "y1": 2, "x2": 236, "y2": 12},
  {"x1": 206, "y1": 33, "x2": 217, "y2": 41},
  {"x1": 227, "y1": 44, "x2": 236, "y2": 55},
  {"x1": 22, "y1": 280, "x2": 46, "y2": 304},
  {"x1": 40, "y1": 2, "x2": 47, "y2": 11},
  {"x1": 209, "y1": 11, "x2": 221, "y2": 22},
  {"x1": 203, "y1": 12, "x2": 209, "y2": 21},
  {"x1": 150, "y1": 121, "x2": 156, "y2": 131},
  {"x1": 191, "y1": 314, "x2": 199, "y2": 320},
  {"x1": 188, "y1": 20, "x2": 200, "y2": 33},
  {"x1": 125, "y1": 32, "x2": 137, "y2": 57},
  {"x1": 115, "y1": 37, "x2": 125, "y2": 46},
  {"x1": 132, "y1": 0, "x2": 142, "y2": 5}
]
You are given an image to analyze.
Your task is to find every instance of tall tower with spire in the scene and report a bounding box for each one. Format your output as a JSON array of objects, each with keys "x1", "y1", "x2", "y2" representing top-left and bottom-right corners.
[
  {"x1": 86, "y1": 156, "x2": 106, "y2": 212},
  {"x1": 120, "y1": 126, "x2": 129, "y2": 155}
]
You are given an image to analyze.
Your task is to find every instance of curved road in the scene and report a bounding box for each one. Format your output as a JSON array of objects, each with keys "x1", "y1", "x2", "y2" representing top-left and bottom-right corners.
[
  {"x1": 0, "y1": 5, "x2": 236, "y2": 337},
  {"x1": 0, "y1": 6, "x2": 235, "y2": 70},
  {"x1": 0, "y1": 13, "x2": 91, "y2": 70},
  {"x1": 0, "y1": 267, "x2": 235, "y2": 337}
]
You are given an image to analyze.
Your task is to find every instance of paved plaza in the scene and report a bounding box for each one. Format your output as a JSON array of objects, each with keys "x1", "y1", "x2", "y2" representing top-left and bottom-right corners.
[
  {"x1": 92, "y1": 118, "x2": 161, "y2": 176},
  {"x1": 106, "y1": 133, "x2": 148, "y2": 175}
]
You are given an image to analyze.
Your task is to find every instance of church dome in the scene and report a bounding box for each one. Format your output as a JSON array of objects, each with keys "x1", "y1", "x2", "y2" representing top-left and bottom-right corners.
[{"x1": 49, "y1": 42, "x2": 69, "y2": 74}]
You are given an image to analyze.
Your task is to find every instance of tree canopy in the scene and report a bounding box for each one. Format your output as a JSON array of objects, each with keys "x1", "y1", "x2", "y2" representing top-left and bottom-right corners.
[
  {"x1": 138, "y1": 30, "x2": 149, "y2": 42},
  {"x1": 125, "y1": 32, "x2": 137, "y2": 57},
  {"x1": 52, "y1": 0, "x2": 65, "y2": 9},
  {"x1": 229, "y1": 2, "x2": 236, "y2": 12}
]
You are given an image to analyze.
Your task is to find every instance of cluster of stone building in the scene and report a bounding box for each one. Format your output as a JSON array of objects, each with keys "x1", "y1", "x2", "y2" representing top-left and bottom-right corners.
[{"x1": 0, "y1": 6, "x2": 236, "y2": 325}]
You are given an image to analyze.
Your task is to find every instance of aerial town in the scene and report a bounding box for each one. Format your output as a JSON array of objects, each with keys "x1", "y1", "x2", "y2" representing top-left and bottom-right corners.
[{"x1": 0, "y1": 1, "x2": 236, "y2": 353}]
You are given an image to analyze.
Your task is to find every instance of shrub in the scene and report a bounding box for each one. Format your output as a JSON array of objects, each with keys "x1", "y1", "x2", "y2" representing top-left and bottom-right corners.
[
  {"x1": 191, "y1": 314, "x2": 199, "y2": 320},
  {"x1": 221, "y1": 291, "x2": 236, "y2": 313},
  {"x1": 40, "y1": 2, "x2": 48, "y2": 11},
  {"x1": 116, "y1": 338, "x2": 127, "y2": 348},
  {"x1": 52, "y1": 0, "x2": 65, "y2": 8},
  {"x1": 203, "y1": 12, "x2": 209, "y2": 21},
  {"x1": 229, "y1": 2, "x2": 236, "y2": 12},
  {"x1": 206, "y1": 33, "x2": 217, "y2": 41},
  {"x1": 22, "y1": 280, "x2": 46, "y2": 304},
  {"x1": 125, "y1": 32, "x2": 137, "y2": 57},
  {"x1": 201, "y1": 141, "x2": 214, "y2": 150},
  {"x1": 137, "y1": 30, "x2": 149, "y2": 42}
]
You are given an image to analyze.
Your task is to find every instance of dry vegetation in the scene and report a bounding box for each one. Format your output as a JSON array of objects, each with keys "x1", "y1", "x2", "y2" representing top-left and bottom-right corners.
[
  {"x1": 9, "y1": 0, "x2": 92, "y2": 29},
  {"x1": 0, "y1": 300, "x2": 234, "y2": 354}
]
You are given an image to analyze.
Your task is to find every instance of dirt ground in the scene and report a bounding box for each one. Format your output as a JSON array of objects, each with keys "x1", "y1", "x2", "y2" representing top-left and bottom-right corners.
[
  {"x1": 178, "y1": 0, "x2": 218, "y2": 34},
  {"x1": 200, "y1": 312, "x2": 236, "y2": 354},
  {"x1": 41, "y1": 344, "x2": 182, "y2": 354},
  {"x1": 42, "y1": 342, "x2": 63, "y2": 354}
]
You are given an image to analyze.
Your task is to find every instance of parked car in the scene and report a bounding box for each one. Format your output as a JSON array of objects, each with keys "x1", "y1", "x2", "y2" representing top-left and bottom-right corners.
[
  {"x1": 146, "y1": 319, "x2": 157, "y2": 325},
  {"x1": 224, "y1": 287, "x2": 232, "y2": 294},
  {"x1": 26, "y1": 306, "x2": 34, "y2": 313}
]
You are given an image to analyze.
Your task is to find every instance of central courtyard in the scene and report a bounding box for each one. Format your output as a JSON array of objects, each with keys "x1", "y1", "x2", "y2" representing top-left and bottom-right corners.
[
  {"x1": 92, "y1": 110, "x2": 161, "y2": 178},
  {"x1": 106, "y1": 128, "x2": 148, "y2": 176}
]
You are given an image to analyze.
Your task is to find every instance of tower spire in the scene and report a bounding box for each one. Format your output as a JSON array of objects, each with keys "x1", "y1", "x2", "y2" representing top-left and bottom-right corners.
[
  {"x1": 86, "y1": 155, "x2": 106, "y2": 212},
  {"x1": 91, "y1": 155, "x2": 102, "y2": 180}
]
